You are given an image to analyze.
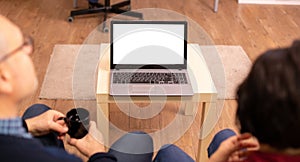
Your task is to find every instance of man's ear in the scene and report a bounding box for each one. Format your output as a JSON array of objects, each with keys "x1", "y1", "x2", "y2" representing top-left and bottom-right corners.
[{"x1": 0, "y1": 67, "x2": 13, "y2": 94}]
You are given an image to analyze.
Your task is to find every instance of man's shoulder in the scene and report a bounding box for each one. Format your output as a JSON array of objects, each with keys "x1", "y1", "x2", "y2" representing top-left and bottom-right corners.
[{"x1": 0, "y1": 134, "x2": 82, "y2": 162}]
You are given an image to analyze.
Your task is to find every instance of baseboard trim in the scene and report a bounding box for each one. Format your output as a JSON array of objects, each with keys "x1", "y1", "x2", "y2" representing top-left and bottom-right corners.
[{"x1": 238, "y1": 0, "x2": 300, "y2": 5}]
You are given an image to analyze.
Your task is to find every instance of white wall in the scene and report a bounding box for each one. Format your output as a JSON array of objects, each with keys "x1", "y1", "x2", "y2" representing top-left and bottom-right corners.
[{"x1": 238, "y1": 0, "x2": 300, "y2": 5}]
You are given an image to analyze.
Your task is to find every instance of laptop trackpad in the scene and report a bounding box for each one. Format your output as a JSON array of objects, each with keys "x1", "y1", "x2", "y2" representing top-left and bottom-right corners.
[{"x1": 130, "y1": 85, "x2": 165, "y2": 95}]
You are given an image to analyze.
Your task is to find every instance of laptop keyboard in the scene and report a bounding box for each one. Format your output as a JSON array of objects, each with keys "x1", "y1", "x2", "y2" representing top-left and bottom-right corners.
[{"x1": 113, "y1": 72, "x2": 188, "y2": 84}]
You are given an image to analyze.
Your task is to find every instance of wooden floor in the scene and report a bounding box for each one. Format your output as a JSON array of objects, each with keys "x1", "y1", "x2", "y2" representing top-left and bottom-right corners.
[{"x1": 1, "y1": 0, "x2": 299, "y2": 161}]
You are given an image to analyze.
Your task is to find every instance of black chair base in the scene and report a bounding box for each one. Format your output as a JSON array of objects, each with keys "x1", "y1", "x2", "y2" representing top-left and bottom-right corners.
[{"x1": 68, "y1": 0, "x2": 143, "y2": 32}]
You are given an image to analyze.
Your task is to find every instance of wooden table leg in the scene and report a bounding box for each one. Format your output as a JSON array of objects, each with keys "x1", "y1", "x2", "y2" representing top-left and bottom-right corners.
[
  {"x1": 97, "y1": 103, "x2": 110, "y2": 151},
  {"x1": 196, "y1": 102, "x2": 216, "y2": 162}
]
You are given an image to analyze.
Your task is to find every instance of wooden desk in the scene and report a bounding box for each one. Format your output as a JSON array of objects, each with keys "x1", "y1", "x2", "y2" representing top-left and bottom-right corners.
[{"x1": 96, "y1": 43, "x2": 217, "y2": 161}]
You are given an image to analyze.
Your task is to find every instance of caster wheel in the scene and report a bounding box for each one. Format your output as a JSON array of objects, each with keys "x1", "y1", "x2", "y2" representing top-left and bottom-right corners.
[
  {"x1": 68, "y1": 17, "x2": 74, "y2": 22},
  {"x1": 103, "y1": 26, "x2": 109, "y2": 33}
]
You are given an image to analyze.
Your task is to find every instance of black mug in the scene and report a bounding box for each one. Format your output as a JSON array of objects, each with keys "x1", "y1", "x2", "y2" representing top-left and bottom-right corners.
[{"x1": 64, "y1": 108, "x2": 90, "y2": 139}]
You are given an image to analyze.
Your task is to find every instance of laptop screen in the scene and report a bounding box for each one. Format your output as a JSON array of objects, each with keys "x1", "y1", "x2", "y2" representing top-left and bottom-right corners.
[{"x1": 110, "y1": 21, "x2": 187, "y2": 69}]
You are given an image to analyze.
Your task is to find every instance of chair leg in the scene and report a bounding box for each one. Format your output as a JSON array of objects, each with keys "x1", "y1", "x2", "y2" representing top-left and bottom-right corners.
[
  {"x1": 214, "y1": 0, "x2": 219, "y2": 12},
  {"x1": 111, "y1": 0, "x2": 130, "y2": 9},
  {"x1": 70, "y1": 7, "x2": 106, "y2": 17},
  {"x1": 68, "y1": 0, "x2": 143, "y2": 32},
  {"x1": 102, "y1": 11, "x2": 109, "y2": 33},
  {"x1": 111, "y1": 8, "x2": 143, "y2": 19}
]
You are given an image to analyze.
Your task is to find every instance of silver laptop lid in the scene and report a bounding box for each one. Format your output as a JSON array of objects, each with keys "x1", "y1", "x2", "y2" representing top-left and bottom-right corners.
[{"x1": 110, "y1": 21, "x2": 187, "y2": 70}]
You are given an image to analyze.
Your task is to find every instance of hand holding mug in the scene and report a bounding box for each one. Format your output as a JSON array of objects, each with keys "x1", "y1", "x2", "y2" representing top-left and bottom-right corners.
[{"x1": 58, "y1": 108, "x2": 90, "y2": 139}]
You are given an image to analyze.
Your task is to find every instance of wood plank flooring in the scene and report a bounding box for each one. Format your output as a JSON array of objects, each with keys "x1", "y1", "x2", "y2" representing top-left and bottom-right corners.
[{"x1": 1, "y1": 0, "x2": 299, "y2": 161}]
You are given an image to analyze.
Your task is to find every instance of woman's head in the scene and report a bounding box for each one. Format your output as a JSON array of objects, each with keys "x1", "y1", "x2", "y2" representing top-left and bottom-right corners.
[{"x1": 236, "y1": 40, "x2": 300, "y2": 150}]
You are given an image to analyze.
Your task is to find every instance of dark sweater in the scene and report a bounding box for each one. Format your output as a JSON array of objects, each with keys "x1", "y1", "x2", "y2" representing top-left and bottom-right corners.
[
  {"x1": 0, "y1": 134, "x2": 117, "y2": 162},
  {"x1": 245, "y1": 151, "x2": 300, "y2": 162}
]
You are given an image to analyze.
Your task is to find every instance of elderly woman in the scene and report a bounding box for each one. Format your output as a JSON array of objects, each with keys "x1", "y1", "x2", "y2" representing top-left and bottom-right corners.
[{"x1": 208, "y1": 40, "x2": 300, "y2": 162}]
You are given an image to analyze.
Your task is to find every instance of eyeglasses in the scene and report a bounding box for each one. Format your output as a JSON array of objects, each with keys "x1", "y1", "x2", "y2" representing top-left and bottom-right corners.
[{"x1": 0, "y1": 35, "x2": 34, "y2": 63}]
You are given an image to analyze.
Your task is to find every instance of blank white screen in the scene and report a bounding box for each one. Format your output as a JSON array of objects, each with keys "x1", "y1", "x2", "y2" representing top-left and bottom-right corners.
[{"x1": 112, "y1": 23, "x2": 185, "y2": 65}]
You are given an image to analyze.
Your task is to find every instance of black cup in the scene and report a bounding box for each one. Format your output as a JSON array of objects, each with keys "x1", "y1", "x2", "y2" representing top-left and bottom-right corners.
[{"x1": 65, "y1": 108, "x2": 90, "y2": 139}]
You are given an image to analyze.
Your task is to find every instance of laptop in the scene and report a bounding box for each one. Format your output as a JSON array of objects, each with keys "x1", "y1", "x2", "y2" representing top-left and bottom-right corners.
[{"x1": 109, "y1": 20, "x2": 193, "y2": 96}]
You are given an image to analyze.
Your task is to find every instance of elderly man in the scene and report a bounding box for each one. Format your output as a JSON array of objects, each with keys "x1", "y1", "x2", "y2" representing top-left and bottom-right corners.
[{"x1": 0, "y1": 15, "x2": 116, "y2": 162}]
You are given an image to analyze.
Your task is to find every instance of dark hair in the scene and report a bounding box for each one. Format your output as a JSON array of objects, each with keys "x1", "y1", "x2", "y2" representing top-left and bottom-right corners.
[{"x1": 236, "y1": 40, "x2": 300, "y2": 150}]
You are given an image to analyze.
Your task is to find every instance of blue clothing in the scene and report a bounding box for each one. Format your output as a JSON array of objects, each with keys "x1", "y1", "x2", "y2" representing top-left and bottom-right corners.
[
  {"x1": 154, "y1": 144, "x2": 195, "y2": 162},
  {"x1": 0, "y1": 117, "x2": 31, "y2": 138},
  {"x1": 108, "y1": 132, "x2": 195, "y2": 162},
  {"x1": 108, "y1": 131, "x2": 154, "y2": 162},
  {"x1": 89, "y1": 0, "x2": 98, "y2": 3},
  {"x1": 207, "y1": 129, "x2": 237, "y2": 157}
]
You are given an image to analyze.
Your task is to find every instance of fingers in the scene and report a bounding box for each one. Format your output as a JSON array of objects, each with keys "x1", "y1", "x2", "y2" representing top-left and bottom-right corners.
[
  {"x1": 209, "y1": 133, "x2": 258, "y2": 162},
  {"x1": 56, "y1": 119, "x2": 66, "y2": 126},
  {"x1": 46, "y1": 110, "x2": 68, "y2": 134},
  {"x1": 67, "y1": 135, "x2": 76, "y2": 145},
  {"x1": 229, "y1": 150, "x2": 258, "y2": 162},
  {"x1": 51, "y1": 110, "x2": 66, "y2": 121},
  {"x1": 237, "y1": 133, "x2": 252, "y2": 141},
  {"x1": 66, "y1": 135, "x2": 82, "y2": 149},
  {"x1": 237, "y1": 133, "x2": 260, "y2": 150},
  {"x1": 227, "y1": 134, "x2": 258, "y2": 162},
  {"x1": 239, "y1": 141, "x2": 259, "y2": 149},
  {"x1": 228, "y1": 149, "x2": 248, "y2": 162},
  {"x1": 49, "y1": 121, "x2": 68, "y2": 134},
  {"x1": 57, "y1": 134, "x2": 66, "y2": 140}
]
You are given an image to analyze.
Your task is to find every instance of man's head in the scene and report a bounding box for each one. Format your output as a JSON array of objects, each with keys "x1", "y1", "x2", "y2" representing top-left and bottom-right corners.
[
  {"x1": 0, "y1": 15, "x2": 37, "y2": 103},
  {"x1": 236, "y1": 40, "x2": 300, "y2": 150}
]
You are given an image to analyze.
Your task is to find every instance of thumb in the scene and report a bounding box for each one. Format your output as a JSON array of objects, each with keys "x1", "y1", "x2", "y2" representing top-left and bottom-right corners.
[{"x1": 67, "y1": 135, "x2": 77, "y2": 146}]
